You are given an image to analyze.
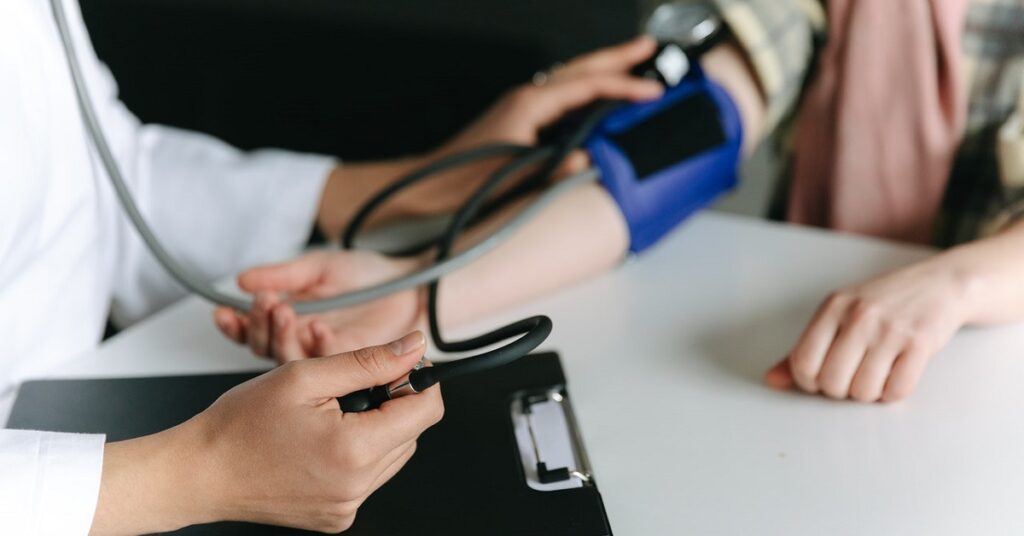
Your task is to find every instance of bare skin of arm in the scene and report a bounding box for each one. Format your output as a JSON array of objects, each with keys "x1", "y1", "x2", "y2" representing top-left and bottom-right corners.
[
  {"x1": 438, "y1": 39, "x2": 767, "y2": 325},
  {"x1": 213, "y1": 38, "x2": 765, "y2": 359},
  {"x1": 224, "y1": 34, "x2": 1024, "y2": 405}
]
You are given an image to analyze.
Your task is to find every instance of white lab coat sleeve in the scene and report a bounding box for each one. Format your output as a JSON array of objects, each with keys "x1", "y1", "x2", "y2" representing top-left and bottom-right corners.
[
  {"x1": 0, "y1": 429, "x2": 105, "y2": 535},
  {"x1": 110, "y1": 126, "x2": 335, "y2": 326},
  {"x1": 0, "y1": 12, "x2": 107, "y2": 531},
  {"x1": 61, "y1": 0, "x2": 336, "y2": 326}
]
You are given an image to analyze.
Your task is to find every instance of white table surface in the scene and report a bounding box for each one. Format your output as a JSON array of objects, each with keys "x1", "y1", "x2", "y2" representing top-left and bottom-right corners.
[{"x1": 30, "y1": 212, "x2": 1024, "y2": 535}]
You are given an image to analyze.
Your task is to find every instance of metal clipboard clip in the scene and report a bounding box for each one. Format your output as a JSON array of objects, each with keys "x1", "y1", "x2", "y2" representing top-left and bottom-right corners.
[{"x1": 511, "y1": 387, "x2": 596, "y2": 492}]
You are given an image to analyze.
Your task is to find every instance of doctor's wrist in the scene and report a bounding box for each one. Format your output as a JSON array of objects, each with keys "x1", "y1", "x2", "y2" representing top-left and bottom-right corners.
[
  {"x1": 90, "y1": 420, "x2": 217, "y2": 535},
  {"x1": 317, "y1": 157, "x2": 427, "y2": 242}
]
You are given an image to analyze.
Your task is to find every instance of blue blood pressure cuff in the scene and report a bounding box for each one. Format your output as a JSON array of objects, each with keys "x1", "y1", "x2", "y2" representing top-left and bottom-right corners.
[{"x1": 585, "y1": 64, "x2": 742, "y2": 253}]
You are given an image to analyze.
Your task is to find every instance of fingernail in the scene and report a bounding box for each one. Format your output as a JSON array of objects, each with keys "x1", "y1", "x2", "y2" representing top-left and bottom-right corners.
[{"x1": 388, "y1": 331, "x2": 425, "y2": 356}]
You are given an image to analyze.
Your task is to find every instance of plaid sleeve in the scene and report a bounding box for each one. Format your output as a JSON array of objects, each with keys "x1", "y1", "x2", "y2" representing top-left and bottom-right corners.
[
  {"x1": 997, "y1": 89, "x2": 1024, "y2": 195},
  {"x1": 979, "y1": 88, "x2": 1024, "y2": 236},
  {"x1": 708, "y1": 0, "x2": 823, "y2": 133},
  {"x1": 956, "y1": 0, "x2": 1024, "y2": 239}
]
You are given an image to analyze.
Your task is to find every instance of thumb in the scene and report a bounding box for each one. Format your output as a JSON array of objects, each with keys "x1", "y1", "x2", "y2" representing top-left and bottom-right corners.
[
  {"x1": 302, "y1": 331, "x2": 427, "y2": 398},
  {"x1": 764, "y1": 357, "x2": 795, "y2": 390},
  {"x1": 238, "y1": 253, "x2": 327, "y2": 293}
]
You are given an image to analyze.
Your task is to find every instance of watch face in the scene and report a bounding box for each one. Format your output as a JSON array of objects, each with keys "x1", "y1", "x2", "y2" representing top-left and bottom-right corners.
[{"x1": 645, "y1": 2, "x2": 720, "y2": 48}]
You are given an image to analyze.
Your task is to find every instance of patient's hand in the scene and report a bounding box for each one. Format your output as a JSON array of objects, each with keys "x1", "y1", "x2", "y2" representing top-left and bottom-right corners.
[
  {"x1": 764, "y1": 257, "x2": 971, "y2": 402},
  {"x1": 214, "y1": 251, "x2": 426, "y2": 362}
]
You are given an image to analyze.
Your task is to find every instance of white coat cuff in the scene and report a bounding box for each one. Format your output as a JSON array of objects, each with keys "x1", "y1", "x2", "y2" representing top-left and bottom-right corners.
[{"x1": 0, "y1": 429, "x2": 105, "y2": 535}]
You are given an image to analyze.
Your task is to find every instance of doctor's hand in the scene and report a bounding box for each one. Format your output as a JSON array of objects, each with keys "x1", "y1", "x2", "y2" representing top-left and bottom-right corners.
[
  {"x1": 763, "y1": 259, "x2": 972, "y2": 403},
  {"x1": 90, "y1": 333, "x2": 444, "y2": 535},
  {"x1": 214, "y1": 250, "x2": 426, "y2": 362},
  {"x1": 438, "y1": 35, "x2": 663, "y2": 164},
  {"x1": 316, "y1": 36, "x2": 664, "y2": 237}
]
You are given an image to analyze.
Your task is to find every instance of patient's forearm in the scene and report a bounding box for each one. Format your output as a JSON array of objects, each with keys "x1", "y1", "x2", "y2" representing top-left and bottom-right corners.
[
  {"x1": 437, "y1": 183, "x2": 628, "y2": 327},
  {"x1": 703, "y1": 38, "x2": 766, "y2": 155},
  {"x1": 431, "y1": 40, "x2": 765, "y2": 326},
  {"x1": 943, "y1": 219, "x2": 1024, "y2": 326}
]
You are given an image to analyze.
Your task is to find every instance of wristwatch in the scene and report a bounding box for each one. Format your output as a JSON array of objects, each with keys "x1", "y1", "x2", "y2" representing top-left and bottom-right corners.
[{"x1": 635, "y1": 2, "x2": 726, "y2": 86}]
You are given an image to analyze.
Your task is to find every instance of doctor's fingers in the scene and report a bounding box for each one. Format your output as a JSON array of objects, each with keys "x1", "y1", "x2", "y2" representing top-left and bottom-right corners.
[
  {"x1": 514, "y1": 73, "x2": 663, "y2": 131},
  {"x1": 556, "y1": 36, "x2": 657, "y2": 80},
  {"x1": 342, "y1": 384, "x2": 444, "y2": 455},
  {"x1": 327, "y1": 441, "x2": 417, "y2": 530},
  {"x1": 366, "y1": 440, "x2": 417, "y2": 497},
  {"x1": 317, "y1": 442, "x2": 417, "y2": 532}
]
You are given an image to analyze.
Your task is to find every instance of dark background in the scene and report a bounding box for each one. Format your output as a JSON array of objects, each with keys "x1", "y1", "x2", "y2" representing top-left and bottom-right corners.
[{"x1": 80, "y1": 0, "x2": 643, "y2": 160}]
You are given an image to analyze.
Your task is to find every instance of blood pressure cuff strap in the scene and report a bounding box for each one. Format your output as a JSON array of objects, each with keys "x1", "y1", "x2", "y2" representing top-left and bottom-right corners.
[{"x1": 585, "y1": 64, "x2": 742, "y2": 253}]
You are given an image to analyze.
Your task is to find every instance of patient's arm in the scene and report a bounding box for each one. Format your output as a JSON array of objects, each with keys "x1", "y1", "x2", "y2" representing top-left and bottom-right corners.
[
  {"x1": 765, "y1": 217, "x2": 1024, "y2": 403},
  {"x1": 215, "y1": 39, "x2": 765, "y2": 359},
  {"x1": 435, "y1": 39, "x2": 768, "y2": 325},
  {"x1": 213, "y1": 181, "x2": 627, "y2": 360}
]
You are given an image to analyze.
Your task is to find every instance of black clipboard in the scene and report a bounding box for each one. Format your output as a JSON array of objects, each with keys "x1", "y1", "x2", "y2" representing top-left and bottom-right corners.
[{"x1": 7, "y1": 352, "x2": 611, "y2": 535}]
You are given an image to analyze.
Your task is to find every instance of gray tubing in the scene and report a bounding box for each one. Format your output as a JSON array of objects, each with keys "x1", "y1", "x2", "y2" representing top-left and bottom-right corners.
[{"x1": 51, "y1": 0, "x2": 598, "y2": 314}]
